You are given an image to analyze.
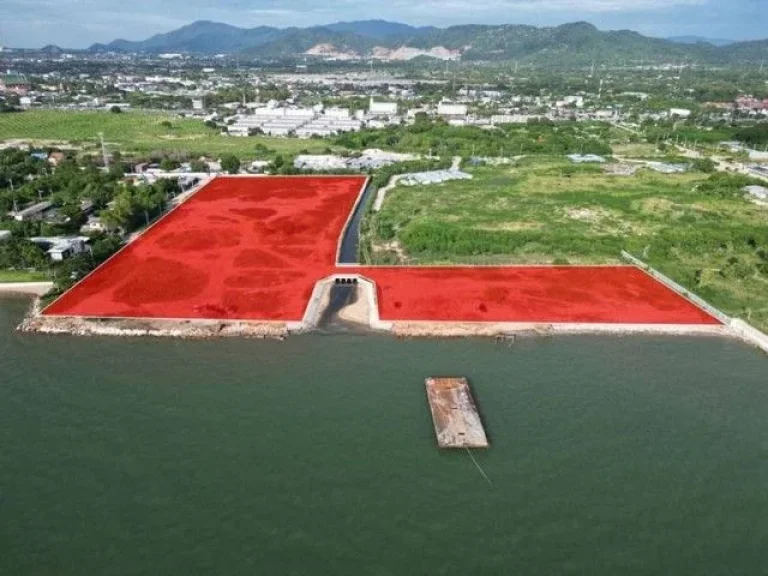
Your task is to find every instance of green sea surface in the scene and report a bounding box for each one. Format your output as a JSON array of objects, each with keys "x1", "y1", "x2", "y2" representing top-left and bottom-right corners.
[{"x1": 1, "y1": 298, "x2": 767, "y2": 575}]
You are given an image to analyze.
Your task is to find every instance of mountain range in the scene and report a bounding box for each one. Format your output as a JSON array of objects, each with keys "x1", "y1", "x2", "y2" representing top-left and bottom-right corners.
[
  {"x1": 87, "y1": 20, "x2": 768, "y2": 65},
  {"x1": 667, "y1": 36, "x2": 736, "y2": 47}
]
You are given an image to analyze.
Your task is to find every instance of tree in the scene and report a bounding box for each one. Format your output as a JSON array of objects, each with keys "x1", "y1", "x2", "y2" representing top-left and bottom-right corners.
[
  {"x1": 110, "y1": 106, "x2": 122, "y2": 114},
  {"x1": 19, "y1": 241, "x2": 48, "y2": 269},
  {"x1": 221, "y1": 155, "x2": 241, "y2": 175},
  {"x1": 90, "y1": 234, "x2": 123, "y2": 263},
  {"x1": 189, "y1": 159, "x2": 208, "y2": 173},
  {"x1": 134, "y1": 184, "x2": 165, "y2": 227},
  {"x1": 0, "y1": 239, "x2": 47, "y2": 270},
  {"x1": 159, "y1": 158, "x2": 180, "y2": 172},
  {"x1": 100, "y1": 190, "x2": 134, "y2": 231},
  {"x1": 108, "y1": 163, "x2": 126, "y2": 179},
  {"x1": 58, "y1": 204, "x2": 87, "y2": 233},
  {"x1": 692, "y1": 158, "x2": 716, "y2": 173}
]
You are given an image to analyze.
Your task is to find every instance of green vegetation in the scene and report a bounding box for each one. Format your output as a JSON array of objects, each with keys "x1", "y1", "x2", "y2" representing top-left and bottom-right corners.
[
  {"x1": 367, "y1": 157, "x2": 768, "y2": 330},
  {"x1": 358, "y1": 158, "x2": 452, "y2": 263},
  {"x1": 221, "y1": 155, "x2": 241, "y2": 174},
  {"x1": 0, "y1": 110, "x2": 337, "y2": 158},
  {"x1": 0, "y1": 148, "x2": 182, "y2": 297},
  {"x1": 0, "y1": 269, "x2": 49, "y2": 283},
  {"x1": 336, "y1": 118, "x2": 613, "y2": 157},
  {"x1": 43, "y1": 234, "x2": 125, "y2": 302},
  {"x1": 734, "y1": 124, "x2": 768, "y2": 148},
  {"x1": 0, "y1": 238, "x2": 48, "y2": 271},
  {"x1": 100, "y1": 179, "x2": 179, "y2": 232}
]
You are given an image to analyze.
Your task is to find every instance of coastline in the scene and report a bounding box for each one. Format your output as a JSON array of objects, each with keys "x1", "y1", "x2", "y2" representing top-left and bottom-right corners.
[
  {"x1": 390, "y1": 321, "x2": 728, "y2": 339},
  {"x1": 19, "y1": 310, "x2": 730, "y2": 342},
  {"x1": 0, "y1": 282, "x2": 54, "y2": 297},
  {"x1": 8, "y1": 278, "x2": 757, "y2": 350},
  {"x1": 18, "y1": 314, "x2": 289, "y2": 340}
]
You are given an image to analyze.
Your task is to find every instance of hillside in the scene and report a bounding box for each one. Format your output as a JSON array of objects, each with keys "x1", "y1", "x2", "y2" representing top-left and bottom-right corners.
[
  {"x1": 87, "y1": 19, "x2": 768, "y2": 65},
  {"x1": 667, "y1": 36, "x2": 736, "y2": 47}
]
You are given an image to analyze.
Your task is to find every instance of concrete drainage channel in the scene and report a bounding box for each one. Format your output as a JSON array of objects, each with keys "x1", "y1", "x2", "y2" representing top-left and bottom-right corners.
[
  {"x1": 287, "y1": 275, "x2": 393, "y2": 334},
  {"x1": 318, "y1": 280, "x2": 361, "y2": 332}
]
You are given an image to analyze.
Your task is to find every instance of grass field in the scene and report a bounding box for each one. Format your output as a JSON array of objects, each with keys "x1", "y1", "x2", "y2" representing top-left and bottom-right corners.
[
  {"x1": 0, "y1": 110, "x2": 336, "y2": 158},
  {"x1": 367, "y1": 156, "x2": 768, "y2": 330},
  {"x1": 0, "y1": 270, "x2": 49, "y2": 283}
]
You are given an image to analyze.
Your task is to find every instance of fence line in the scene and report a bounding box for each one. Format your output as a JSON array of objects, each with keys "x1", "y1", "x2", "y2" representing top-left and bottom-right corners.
[{"x1": 620, "y1": 251, "x2": 732, "y2": 324}]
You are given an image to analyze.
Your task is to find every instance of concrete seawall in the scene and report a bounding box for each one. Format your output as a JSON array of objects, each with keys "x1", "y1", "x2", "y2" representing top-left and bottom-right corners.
[
  {"x1": 729, "y1": 319, "x2": 768, "y2": 355},
  {"x1": 621, "y1": 252, "x2": 768, "y2": 356},
  {"x1": 0, "y1": 282, "x2": 53, "y2": 297}
]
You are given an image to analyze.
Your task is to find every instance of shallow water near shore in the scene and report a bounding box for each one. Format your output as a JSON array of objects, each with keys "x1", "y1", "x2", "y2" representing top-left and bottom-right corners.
[{"x1": 2, "y1": 297, "x2": 768, "y2": 575}]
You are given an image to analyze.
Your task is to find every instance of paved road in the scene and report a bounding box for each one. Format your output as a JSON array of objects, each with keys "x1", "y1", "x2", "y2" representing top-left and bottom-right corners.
[{"x1": 674, "y1": 145, "x2": 768, "y2": 183}]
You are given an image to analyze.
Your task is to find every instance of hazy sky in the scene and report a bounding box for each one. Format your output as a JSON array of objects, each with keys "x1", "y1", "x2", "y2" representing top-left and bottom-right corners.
[{"x1": 0, "y1": 0, "x2": 765, "y2": 48}]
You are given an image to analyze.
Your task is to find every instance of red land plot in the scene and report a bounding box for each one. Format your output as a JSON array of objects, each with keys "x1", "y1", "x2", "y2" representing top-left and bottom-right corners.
[
  {"x1": 44, "y1": 175, "x2": 720, "y2": 325},
  {"x1": 351, "y1": 266, "x2": 720, "y2": 325},
  {"x1": 43, "y1": 176, "x2": 367, "y2": 321}
]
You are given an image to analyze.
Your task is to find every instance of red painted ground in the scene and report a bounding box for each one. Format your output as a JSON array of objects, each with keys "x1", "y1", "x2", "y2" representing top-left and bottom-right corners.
[
  {"x1": 44, "y1": 176, "x2": 366, "y2": 321},
  {"x1": 44, "y1": 176, "x2": 720, "y2": 325},
  {"x1": 352, "y1": 267, "x2": 719, "y2": 324}
]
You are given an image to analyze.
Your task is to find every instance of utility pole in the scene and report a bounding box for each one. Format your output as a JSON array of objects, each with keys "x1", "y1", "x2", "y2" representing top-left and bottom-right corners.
[
  {"x1": 10, "y1": 177, "x2": 18, "y2": 213},
  {"x1": 99, "y1": 132, "x2": 109, "y2": 169}
]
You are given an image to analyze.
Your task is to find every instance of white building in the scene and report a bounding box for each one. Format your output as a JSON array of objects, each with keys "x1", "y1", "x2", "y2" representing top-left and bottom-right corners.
[
  {"x1": 325, "y1": 107, "x2": 350, "y2": 118},
  {"x1": 369, "y1": 99, "x2": 398, "y2": 116},
  {"x1": 743, "y1": 185, "x2": 768, "y2": 201},
  {"x1": 669, "y1": 108, "x2": 692, "y2": 119},
  {"x1": 293, "y1": 155, "x2": 349, "y2": 171},
  {"x1": 400, "y1": 169, "x2": 473, "y2": 186},
  {"x1": 437, "y1": 103, "x2": 468, "y2": 117},
  {"x1": 567, "y1": 154, "x2": 606, "y2": 164},
  {"x1": 30, "y1": 236, "x2": 91, "y2": 261},
  {"x1": 491, "y1": 114, "x2": 535, "y2": 125},
  {"x1": 80, "y1": 216, "x2": 108, "y2": 234},
  {"x1": 557, "y1": 96, "x2": 584, "y2": 108},
  {"x1": 227, "y1": 125, "x2": 251, "y2": 137},
  {"x1": 8, "y1": 201, "x2": 53, "y2": 222},
  {"x1": 0, "y1": 230, "x2": 11, "y2": 242}
]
